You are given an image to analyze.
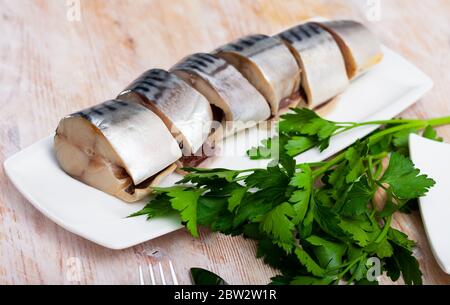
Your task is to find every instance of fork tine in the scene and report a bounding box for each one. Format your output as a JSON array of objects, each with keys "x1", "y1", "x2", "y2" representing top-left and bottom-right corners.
[
  {"x1": 148, "y1": 264, "x2": 156, "y2": 285},
  {"x1": 168, "y1": 260, "x2": 179, "y2": 285},
  {"x1": 158, "y1": 262, "x2": 167, "y2": 285},
  {"x1": 139, "y1": 265, "x2": 145, "y2": 285}
]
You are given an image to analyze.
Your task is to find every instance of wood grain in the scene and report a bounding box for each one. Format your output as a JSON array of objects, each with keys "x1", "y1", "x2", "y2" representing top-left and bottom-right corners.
[{"x1": 1, "y1": 0, "x2": 450, "y2": 284}]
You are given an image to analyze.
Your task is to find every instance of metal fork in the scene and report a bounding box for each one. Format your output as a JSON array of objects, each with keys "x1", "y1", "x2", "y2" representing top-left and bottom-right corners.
[{"x1": 139, "y1": 260, "x2": 179, "y2": 285}]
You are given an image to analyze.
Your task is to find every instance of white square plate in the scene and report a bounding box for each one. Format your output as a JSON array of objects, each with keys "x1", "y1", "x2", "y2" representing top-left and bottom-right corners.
[
  {"x1": 4, "y1": 46, "x2": 433, "y2": 249},
  {"x1": 409, "y1": 134, "x2": 450, "y2": 274}
]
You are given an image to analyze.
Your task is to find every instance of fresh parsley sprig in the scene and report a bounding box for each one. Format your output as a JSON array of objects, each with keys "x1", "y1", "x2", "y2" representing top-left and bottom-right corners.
[
  {"x1": 247, "y1": 108, "x2": 449, "y2": 159},
  {"x1": 130, "y1": 109, "x2": 450, "y2": 285}
]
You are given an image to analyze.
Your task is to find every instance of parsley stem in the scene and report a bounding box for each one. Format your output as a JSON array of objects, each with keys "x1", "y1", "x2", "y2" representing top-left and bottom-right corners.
[
  {"x1": 374, "y1": 215, "x2": 393, "y2": 244},
  {"x1": 310, "y1": 120, "x2": 432, "y2": 179},
  {"x1": 336, "y1": 254, "x2": 367, "y2": 281},
  {"x1": 236, "y1": 168, "x2": 261, "y2": 173},
  {"x1": 312, "y1": 153, "x2": 346, "y2": 178},
  {"x1": 373, "y1": 160, "x2": 384, "y2": 180},
  {"x1": 425, "y1": 115, "x2": 450, "y2": 127},
  {"x1": 338, "y1": 115, "x2": 450, "y2": 128},
  {"x1": 332, "y1": 126, "x2": 356, "y2": 137},
  {"x1": 350, "y1": 119, "x2": 419, "y2": 126},
  {"x1": 371, "y1": 152, "x2": 388, "y2": 160},
  {"x1": 330, "y1": 116, "x2": 450, "y2": 144},
  {"x1": 367, "y1": 156, "x2": 375, "y2": 184},
  {"x1": 368, "y1": 122, "x2": 427, "y2": 144},
  {"x1": 295, "y1": 161, "x2": 328, "y2": 168}
]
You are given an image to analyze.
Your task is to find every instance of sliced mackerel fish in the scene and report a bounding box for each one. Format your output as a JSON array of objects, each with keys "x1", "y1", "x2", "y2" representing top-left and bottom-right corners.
[
  {"x1": 118, "y1": 69, "x2": 213, "y2": 156},
  {"x1": 214, "y1": 34, "x2": 301, "y2": 114},
  {"x1": 314, "y1": 20, "x2": 383, "y2": 79},
  {"x1": 54, "y1": 99, "x2": 182, "y2": 202},
  {"x1": 170, "y1": 53, "x2": 271, "y2": 139},
  {"x1": 276, "y1": 22, "x2": 349, "y2": 108},
  {"x1": 52, "y1": 19, "x2": 384, "y2": 203}
]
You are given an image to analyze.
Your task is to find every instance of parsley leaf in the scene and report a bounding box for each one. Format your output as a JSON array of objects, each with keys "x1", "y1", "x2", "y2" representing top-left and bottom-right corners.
[
  {"x1": 279, "y1": 108, "x2": 339, "y2": 151},
  {"x1": 155, "y1": 186, "x2": 204, "y2": 237},
  {"x1": 257, "y1": 239, "x2": 306, "y2": 277},
  {"x1": 422, "y1": 125, "x2": 443, "y2": 142},
  {"x1": 392, "y1": 128, "x2": 418, "y2": 155},
  {"x1": 388, "y1": 228, "x2": 416, "y2": 251},
  {"x1": 385, "y1": 244, "x2": 422, "y2": 285},
  {"x1": 232, "y1": 192, "x2": 273, "y2": 227},
  {"x1": 289, "y1": 165, "x2": 313, "y2": 224},
  {"x1": 260, "y1": 202, "x2": 296, "y2": 253},
  {"x1": 247, "y1": 136, "x2": 279, "y2": 160},
  {"x1": 285, "y1": 136, "x2": 315, "y2": 156},
  {"x1": 306, "y1": 235, "x2": 347, "y2": 270},
  {"x1": 178, "y1": 168, "x2": 240, "y2": 186},
  {"x1": 381, "y1": 152, "x2": 435, "y2": 200},
  {"x1": 344, "y1": 146, "x2": 365, "y2": 183},
  {"x1": 340, "y1": 177, "x2": 374, "y2": 216},
  {"x1": 197, "y1": 195, "x2": 232, "y2": 233},
  {"x1": 227, "y1": 186, "x2": 247, "y2": 212},
  {"x1": 127, "y1": 193, "x2": 174, "y2": 219},
  {"x1": 295, "y1": 247, "x2": 326, "y2": 277},
  {"x1": 347, "y1": 246, "x2": 369, "y2": 282},
  {"x1": 245, "y1": 166, "x2": 289, "y2": 190},
  {"x1": 279, "y1": 108, "x2": 338, "y2": 140},
  {"x1": 338, "y1": 217, "x2": 374, "y2": 247}
]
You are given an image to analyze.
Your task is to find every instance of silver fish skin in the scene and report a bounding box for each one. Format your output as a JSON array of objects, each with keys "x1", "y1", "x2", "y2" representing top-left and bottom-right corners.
[
  {"x1": 54, "y1": 100, "x2": 182, "y2": 202},
  {"x1": 214, "y1": 34, "x2": 301, "y2": 114},
  {"x1": 170, "y1": 53, "x2": 271, "y2": 134},
  {"x1": 276, "y1": 22, "x2": 349, "y2": 108},
  {"x1": 118, "y1": 69, "x2": 213, "y2": 155},
  {"x1": 314, "y1": 20, "x2": 383, "y2": 79}
]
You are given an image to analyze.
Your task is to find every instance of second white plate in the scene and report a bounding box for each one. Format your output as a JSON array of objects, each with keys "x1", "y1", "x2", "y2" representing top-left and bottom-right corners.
[{"x1": 409, "y1": 134, "x2": 450, "y2": 274}]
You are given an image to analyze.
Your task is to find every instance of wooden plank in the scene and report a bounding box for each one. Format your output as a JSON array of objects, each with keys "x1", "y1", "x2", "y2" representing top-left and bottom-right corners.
[{"x1": 0, "y1": 0, "x2": 449, "y2": 284}]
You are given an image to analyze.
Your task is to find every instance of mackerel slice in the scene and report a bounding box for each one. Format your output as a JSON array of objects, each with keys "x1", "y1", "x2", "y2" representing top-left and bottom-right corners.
[
  {"x1": 214, "y1": 34, "x2": 301, "y2": 114},
  {"x1": 170, "y1": 53, "x2": 271, "y2": 138},
  {"x1": 118, "y1": 69, "x2": 212, "y2": 155},
  {"x1": 54, "y1": 99, "x2": 182, "y2": 202},
  {"x1": 276, "y1": 22, "x2": 349, "y2": 108},
  {"x1": 314, "y1": 20, "x2": 383, "y2": 79}
]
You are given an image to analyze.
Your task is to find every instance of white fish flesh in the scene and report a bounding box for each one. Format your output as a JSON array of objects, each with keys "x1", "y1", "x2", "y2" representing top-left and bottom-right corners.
[
  {"x1": 276, "y1": 22, "x2": 349, "y2": 108},
  {"x1": 314, "y1": 20, "x2": 383, "y2": 79},
  {"x1": 54, "y1": 99, "x2": 182, "y2": 202},
  {"x1": 170, "y1": 53, "x2": 271, "y2": 138},
  {"x1": 118, "y1": 69, "x2": 212, "y2": 155},
  {"x1": 214, "y1": 34, "x2": 301, "y2": 114}
]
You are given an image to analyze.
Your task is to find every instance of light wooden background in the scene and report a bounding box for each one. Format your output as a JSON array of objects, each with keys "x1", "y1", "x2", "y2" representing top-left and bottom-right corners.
[{"x1": 1, "y1": 0, "x2": 450, "y2": 285}]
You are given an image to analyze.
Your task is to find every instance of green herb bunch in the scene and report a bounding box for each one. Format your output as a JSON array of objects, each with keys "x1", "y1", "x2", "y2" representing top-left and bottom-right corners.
[{"x1": 130, "y1": 109, "x2": 450, "y2": 285}]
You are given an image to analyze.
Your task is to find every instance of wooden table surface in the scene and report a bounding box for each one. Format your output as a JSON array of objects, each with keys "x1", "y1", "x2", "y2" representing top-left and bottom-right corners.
[{"x1": 1, "y1": 0, "x2": 450, "y2": 285}]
